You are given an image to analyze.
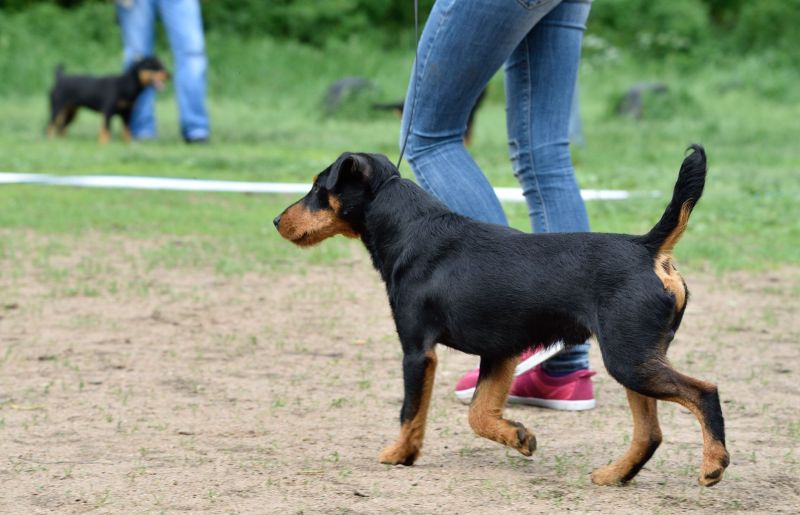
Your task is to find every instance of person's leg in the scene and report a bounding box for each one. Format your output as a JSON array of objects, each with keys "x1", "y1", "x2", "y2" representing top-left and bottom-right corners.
[
  {"x1": 157, "y1": 0, "x2": 210, "y2": 141},
  {"x1": 116, "y1": 0, "x2": 158, "y2": 139},
  {"x1": 504, "y1": 0, "x2": 592, "y2": 375},
  {"x1": 399, "y1": 0, "x2": 563, "y2": 226},
  {"x1": 568, "y1": 82, "x2": 584, "y2": 146}
]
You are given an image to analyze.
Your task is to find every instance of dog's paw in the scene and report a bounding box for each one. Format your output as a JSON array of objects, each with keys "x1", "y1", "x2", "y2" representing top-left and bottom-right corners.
[
  {"x1": 510, "y1": 421, "x2": 537, "y2": 457},
  {"x1": 378, "y1": 442, "x2": 419, "y2": 466},
  {"x1": 590, "y1": 465, "x2": 626, "y2": 486},
  {"x1": 698, "y1": 450, "x2": 729, "y2": 487}
]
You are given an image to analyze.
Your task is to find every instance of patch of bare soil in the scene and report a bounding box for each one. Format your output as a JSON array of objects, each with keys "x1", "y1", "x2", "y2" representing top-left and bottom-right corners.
[{"x1": 0, "y1": 235, "x2": 798, "y2": 513}]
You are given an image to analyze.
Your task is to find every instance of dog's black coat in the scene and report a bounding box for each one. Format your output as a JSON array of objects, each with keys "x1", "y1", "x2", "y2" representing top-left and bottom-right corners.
[
  {"x1": 275, "y1": 146, "x2": 728, "y2": 484},
  {"x1": 326, "y1": 153, "x2": 694, "y2": 350},
  {"x1": 47, "y1": 57, "x2": 168, "y2": 139}
]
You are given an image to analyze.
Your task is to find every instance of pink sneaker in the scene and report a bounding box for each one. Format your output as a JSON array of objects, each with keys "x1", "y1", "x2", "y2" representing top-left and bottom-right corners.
[
  {"x1": 454, "y1": 344, "x2": 564, "y2": 403},
  {"x1": 453, "y1": 344, "x2": 596, "y2": 411},
  {"x1": 507, "y1": 366, "x2": 596, "y2": 411}
]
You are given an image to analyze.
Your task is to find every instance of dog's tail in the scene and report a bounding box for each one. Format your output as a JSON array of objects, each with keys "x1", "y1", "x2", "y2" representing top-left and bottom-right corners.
[
  {"x1": 55, "y1": 63, "x2": 65, "y2": 79},
  {"x1": 635, "y1": 144, "x2": 707, "y2": 256}
]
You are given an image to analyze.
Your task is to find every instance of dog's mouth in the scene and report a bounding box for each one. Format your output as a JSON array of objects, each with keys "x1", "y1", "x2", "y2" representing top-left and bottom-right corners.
[
  {"x1": 138, "y1": 70, "x2": 170, "y2": 90},
  {"x1": 149, "y1": 71, "x2": 170, "y2": 90},
  {"x1": 290, "y1": 232, "x2": 316, "y2": 247}
]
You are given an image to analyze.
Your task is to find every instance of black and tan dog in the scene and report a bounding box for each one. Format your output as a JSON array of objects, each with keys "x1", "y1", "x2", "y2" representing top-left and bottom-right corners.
[
  {"x1": 274, "y1": 145, "x2": 729, "y2": 487},
  {"x1": 47, "y1": 57, "x2": 169, "y2": 144}
]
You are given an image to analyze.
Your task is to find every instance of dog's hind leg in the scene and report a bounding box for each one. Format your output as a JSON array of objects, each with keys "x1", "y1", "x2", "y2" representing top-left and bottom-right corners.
[
  {"x1": 649, "y1": 365, "x2": 729, "y2": 486},
  {"x1": 468, "y1": 356, "x2": 536, "y2": 457},
  {"x1": 378, "y1": 349, "x2": 437, "y2": 466},
  {"x1": 591, "y1": 388, "x2": 662, "y2": 485},
  {"x1": 58, "y1": 107, "x2": 78, "y2": 136},
  {"x1": 597, "y1": 331, "x2": 729, "y2": 486},
  {"x1": 47, "y1": 94, "x2": 60, "y2": 139},
  {"x1": 49, "y1": 108, "x2": 69, "y2": 138}
]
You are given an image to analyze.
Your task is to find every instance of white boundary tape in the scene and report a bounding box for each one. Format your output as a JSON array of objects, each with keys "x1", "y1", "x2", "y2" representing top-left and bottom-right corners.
[{"x1": 0, "y1": 172, "x2": 659, "y2": 202}]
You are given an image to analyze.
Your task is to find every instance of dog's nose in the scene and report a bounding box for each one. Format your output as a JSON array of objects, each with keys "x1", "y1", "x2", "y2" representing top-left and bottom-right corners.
[{"x1": 273, "y1": 215, "x2": 282, "y2": 228}]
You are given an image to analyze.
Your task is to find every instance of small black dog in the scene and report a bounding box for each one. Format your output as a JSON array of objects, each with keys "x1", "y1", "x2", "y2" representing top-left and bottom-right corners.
[
  {"x1": 274, "y1": 146, "x2": 729, "y2": 487},
  {"x1": 47, "y1": 57, "x2": 169, "y2": 144}
]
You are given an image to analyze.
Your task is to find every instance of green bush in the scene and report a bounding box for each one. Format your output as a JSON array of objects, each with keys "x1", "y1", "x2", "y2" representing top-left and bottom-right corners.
[
  {"x1": 2, "y1": 0, "x2": 800, "y2": 65},
  {"x1": 701, "y1": 0, "x2": 745, "y2": 27},
  {"x1": 732, "y1": 1, "x2": 800, "y2": 62},
  {"x1": 589, "y1": 0, "x2": 710, "y2": 56},
  {"x1": 0, "y1": 0, "x2": 435, "y2": 46},
  {"x1": 165, "y1": 0, "x2": 431, "y2": 47},
  {"x1": 0, "y1": 3, "x2": 122, "y2": 94}
]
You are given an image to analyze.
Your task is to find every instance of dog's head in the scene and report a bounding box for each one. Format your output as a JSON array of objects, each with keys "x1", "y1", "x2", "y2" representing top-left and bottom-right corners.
[
  {"x1": 274, "y1": 152, "x2": 399, "y2": 247},
  {"x1": 132, "y1": 56, "x2": 170, "y2": 90}
]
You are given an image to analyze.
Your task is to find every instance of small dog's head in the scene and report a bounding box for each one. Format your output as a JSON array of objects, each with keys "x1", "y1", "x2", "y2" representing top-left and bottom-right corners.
[
  {"x1": 132, "y1": 56, "x2": 170, "y2": 90},
  {"x1": 274, "y1": 152, "x2": 399, "y2": 247}
]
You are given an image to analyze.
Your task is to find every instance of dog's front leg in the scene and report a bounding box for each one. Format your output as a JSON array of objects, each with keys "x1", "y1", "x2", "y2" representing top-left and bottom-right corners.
[
  {"x1": 468, "y1": 356, "x2": 537, "y2": 457},
  {"x1": 379, "y1": 349, "x2": 437, "y2": 466},
  {"x1": 99, "y1": 114, "x2": 112, "y2": 145},
  {"x1": 121, "y1": 110, "x2": 133, "y2": 143}
]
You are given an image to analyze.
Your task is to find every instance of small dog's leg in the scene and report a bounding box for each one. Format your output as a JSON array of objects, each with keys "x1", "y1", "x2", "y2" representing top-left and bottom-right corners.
[
  {"x1": 468, "y1": 356, "x2": 536, "y2": 457},
  {"x1": 121, "y1": 111, "x2": 132, "y2": 143},
  {"x1": 51, "y1": 110, "x2": 68, "y2": 137},
  {"x1": 605, "y1": 355, "x2": 729, "y2": 486},
  {"x1": 663, "y1": 372, "x2": 730, "y2": 486},
  {"x1": 591, "y1": 388, "x2": 662, "y2": 486},
  {"x1": 379, "y1": 349, "x2": 437, "y2": 466},
  {"x1": 98, "y1": 117, "x2": 111, "y2": 145}
]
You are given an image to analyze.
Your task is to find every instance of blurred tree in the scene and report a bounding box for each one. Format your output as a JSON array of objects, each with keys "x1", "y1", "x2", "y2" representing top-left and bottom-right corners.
[{"x1": 1, "y1": 0, "x2": 797, "y2": 62}]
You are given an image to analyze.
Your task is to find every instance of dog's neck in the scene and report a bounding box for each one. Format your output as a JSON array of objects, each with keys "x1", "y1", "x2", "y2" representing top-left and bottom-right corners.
[{"x1": 360, "y1": 179, "x2": 451, "y2": 283}]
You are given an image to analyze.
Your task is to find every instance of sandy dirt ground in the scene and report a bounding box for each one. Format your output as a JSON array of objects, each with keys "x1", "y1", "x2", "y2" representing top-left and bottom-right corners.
[{"x1": 0, "y1": 234, "x2": 798, "y2": 513}]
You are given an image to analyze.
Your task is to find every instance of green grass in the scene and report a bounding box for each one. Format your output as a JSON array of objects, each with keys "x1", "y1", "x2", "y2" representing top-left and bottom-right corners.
[{"x1": 1, "y1": 21, "x2": 798, "y2": 274}]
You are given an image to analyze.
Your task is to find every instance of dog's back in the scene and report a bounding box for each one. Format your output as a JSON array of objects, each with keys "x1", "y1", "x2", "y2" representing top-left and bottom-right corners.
[{"x1": 50, "y1": 66, "x2": 122, "y2": 112}]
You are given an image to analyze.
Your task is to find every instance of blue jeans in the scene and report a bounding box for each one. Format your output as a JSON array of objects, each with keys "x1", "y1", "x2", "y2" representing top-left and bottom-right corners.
[
  {"x1": 400, "y1": 0, "x2": 592, "y2": 374},
  {"x1": 116, "y1": 0, "x2": 210, "y2": 140}
]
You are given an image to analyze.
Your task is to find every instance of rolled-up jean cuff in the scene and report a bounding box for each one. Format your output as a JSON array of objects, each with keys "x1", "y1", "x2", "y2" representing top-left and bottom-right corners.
[{"x1": 541, "y1": 342, "x2": 591, "y2": 373}]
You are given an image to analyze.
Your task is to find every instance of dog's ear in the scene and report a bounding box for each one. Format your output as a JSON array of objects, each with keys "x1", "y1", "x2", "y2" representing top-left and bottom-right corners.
[{"x1": 325, "y1": 153, "x2": 369, "y2": 191}]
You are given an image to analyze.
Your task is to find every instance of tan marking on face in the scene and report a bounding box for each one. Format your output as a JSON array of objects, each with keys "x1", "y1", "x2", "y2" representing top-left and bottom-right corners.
[
  {"x1": 276, "y1": 193, "x2": 357, "y2": 246},
  {"x1": 378, "y1": 350, "x2": 437, "y2": 466},
  {"x1": 138, "y1": 70, "x2": 169, "y2": 88},
  {"x1": 328, "y1": 195, "x2": 343, "y2": 212}
]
